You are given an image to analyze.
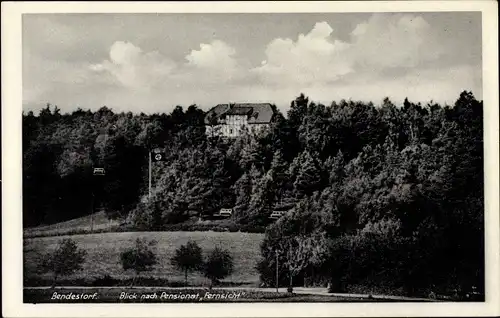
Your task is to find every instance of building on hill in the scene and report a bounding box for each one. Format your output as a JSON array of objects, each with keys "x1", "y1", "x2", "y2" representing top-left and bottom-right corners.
[{"x1": 204, "y1": 103, "x2": 275, "y2": 138}]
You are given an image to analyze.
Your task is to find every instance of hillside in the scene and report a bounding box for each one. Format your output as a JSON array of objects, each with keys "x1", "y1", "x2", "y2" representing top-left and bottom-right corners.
[
  {"x1": 23, "y1": 211, "x2": 122, "y2": 238},
  {"x1": 22, "y1": 92, "x2": 484, "y2": 297}
]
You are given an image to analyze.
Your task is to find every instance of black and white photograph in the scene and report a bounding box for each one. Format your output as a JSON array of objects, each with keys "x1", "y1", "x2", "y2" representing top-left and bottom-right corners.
[{"x1": 2, "y1": 1, "x2": 499, "y2": 317}]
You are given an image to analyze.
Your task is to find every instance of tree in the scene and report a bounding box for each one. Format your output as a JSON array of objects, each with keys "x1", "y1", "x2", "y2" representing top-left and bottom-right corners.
[
  {"x1": 120, "y1": 238, "x2": 158, "y2": 285},
  {"x1": 203, "y1": 246, "x2": 234, "y2": 288},
  {"x1": 171, "y1": 240, "x2": 204, "y2": 286},
  {"x1": 268, "y1": 151, "x2": 291, "y2": 205},
  {"x1": 135, "y1": 119, "x2": 164, "y2": 149},
  {"x1": 245, "y1": 173, "x2": 275, "y2": 226},
  {"x1": 288, "y1": 93, "x2": 309, "y2": 129},
  {"x1": 279, "y1": 235, "x2": 328, "y2": 293},
  {"x1": 258, "y1": 200, "x2": 336, "y2": 289},
  {"x1": 240, "y1": 137, "x2": 266, "y2": 171},
  {"x1": 39, "y1": 239, "x2": 87, "y2": 287},
  {"x1": 290, "y1": 150, "x2": 323, "y2": 198},
  {"x1": 233, "y1": 172, "x2": 253, "y2": 220}
]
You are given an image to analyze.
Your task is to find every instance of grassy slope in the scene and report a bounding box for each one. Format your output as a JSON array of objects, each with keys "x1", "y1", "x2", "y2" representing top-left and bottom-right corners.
[
  {"x1": 23, "y1": 211, "x2": 121, "y2": 237},
  {"x1": 24, "y1": 231, "x2": 264, "y2": 285}
]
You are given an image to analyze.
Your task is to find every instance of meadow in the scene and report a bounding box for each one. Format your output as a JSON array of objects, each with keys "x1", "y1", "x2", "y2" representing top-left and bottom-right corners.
[
  {"x1": 24, "y1": 231, "x2": 264, "y2": 286},
  {"x1": 23, "y1": 211, "x2": 122, "y2": 238}
]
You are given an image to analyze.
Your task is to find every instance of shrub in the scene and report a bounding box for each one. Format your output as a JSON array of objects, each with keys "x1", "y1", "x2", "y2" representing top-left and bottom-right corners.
[
  {"x1": 203, "y1": 246, "x2": 234, "y2": 288},
  {"x1": 127, "y1": 203, "x2": 155, "y2": 231},
  {"x1": 92, "y1": 274, "x2": 119, "y2": 286},
  {"x1": 120, "y1": 238, "x2": 158, "y2": 286},
  {"x1": 170, "y1": 240, "x2": 204, "y2": 286},
  {"x1": 38, "y1": 238, "x2": 87, "y2": 287},
  {"x1": 327, "y1": 221, "x2": 413, "y2": 295}
]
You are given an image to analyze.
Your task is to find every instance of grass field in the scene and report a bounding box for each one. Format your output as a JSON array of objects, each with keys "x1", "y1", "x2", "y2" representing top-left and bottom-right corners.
[
  {"x1": 24, "y1": 231, "x2": 264, "y2": 286},
  {"x1": 23, "y1": 211, "x2": 121, "y2": 238}
]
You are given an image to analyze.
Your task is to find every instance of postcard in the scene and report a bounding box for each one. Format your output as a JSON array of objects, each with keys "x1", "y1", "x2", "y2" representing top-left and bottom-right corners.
[{"x1": 2, "y1": 1, "x2": 499, "y2": 317}]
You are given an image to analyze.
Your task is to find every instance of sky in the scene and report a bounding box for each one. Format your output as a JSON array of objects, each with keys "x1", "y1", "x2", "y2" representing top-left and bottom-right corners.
[{"x1": 22, "y1": 12, "x2": 482, "y2": 114}]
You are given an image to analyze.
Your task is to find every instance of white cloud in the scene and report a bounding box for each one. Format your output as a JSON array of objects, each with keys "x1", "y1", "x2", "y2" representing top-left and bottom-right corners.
[
  {"x1": 253, "y1": 21, "x2": 352, "y2": 86},
  {"x1": 348, "y1": 14, "x2": 444, "y2": 69},
  {"x1": 23, "y1": 14, "x2": 481, "y2": 115},
  {"x1": 254, "y1": 14, "x2": 445, "y2": 88},
  {"x1": 183, "y1": 40, "x2": 242, "y2": 83},
  {"x1": 90, "y1": 39, "x2": 242, "y2": 91},
  {"x1": 90, "y1": 41, "x2": 176, "y2": 91},
  {"x1": 186, "y1": 40, "x2": 236, "y2": 69}
]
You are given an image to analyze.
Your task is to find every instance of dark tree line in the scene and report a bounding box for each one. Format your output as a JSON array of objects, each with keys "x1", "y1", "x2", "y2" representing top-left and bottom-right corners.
[
  {"x1": 257, "y1": 92, "x2": 483, "y2": 298},
  {"x1": 23, "y1": 91, "x2": 483, "y2": 296},
  {"x1": 22, "y1": 104, "x2": 206, "y2": 226}
]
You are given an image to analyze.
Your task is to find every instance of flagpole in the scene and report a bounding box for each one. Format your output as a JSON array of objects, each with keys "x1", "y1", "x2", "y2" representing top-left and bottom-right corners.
[
  {"x1": 276, "y1": 249, "x2": 279, "y2": 292},
  {"x1": 90, "y1": 192, "x2": 94, "y2": 231},
  {"x1": 148, "y1": 150, "x2": 152, "y2": 199}
]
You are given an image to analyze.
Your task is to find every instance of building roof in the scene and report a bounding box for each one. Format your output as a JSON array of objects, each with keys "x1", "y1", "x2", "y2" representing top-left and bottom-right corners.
[
  {"x1": 205, "y1": 104, "x2": 230, "y2": 125},
  {"x1": 204, "y1": 103, "x2": 275, "y2": 125},
  {"x1": 226, "y1": 106, "x2": 253, "y2": 116}
]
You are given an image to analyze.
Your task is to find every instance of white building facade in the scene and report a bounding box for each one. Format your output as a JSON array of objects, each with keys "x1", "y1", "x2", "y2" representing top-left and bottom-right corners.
[{"x1": 205, "y1": 103, "x2": 275, "y2": 138}]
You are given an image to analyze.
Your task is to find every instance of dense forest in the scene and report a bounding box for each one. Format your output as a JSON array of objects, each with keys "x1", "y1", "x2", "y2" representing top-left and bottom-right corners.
[{"x1": 23, "y1": 91, "x2": 483, "y2": 296}]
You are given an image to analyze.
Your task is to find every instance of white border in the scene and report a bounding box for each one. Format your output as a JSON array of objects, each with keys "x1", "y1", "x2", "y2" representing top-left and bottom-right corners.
[{"x1": 2, "y1": 1, "x2": 499, "y2": 317}]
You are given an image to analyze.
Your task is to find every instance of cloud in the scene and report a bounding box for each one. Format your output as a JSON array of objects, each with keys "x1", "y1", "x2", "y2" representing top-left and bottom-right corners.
[
  {"x1": 183, "y1": 40, "x2": 243, "y2": 83},
  {"x1": 348, "y1": 14, "x2": 444, "y2": 69},
  {"x1": 254, "y1": 14, "x2": 446, "y2": 88},
  {"x1": 186, "y1": 40, "x2": 236, "y2": 69},
  {"x1": 90, "y1": 39, "x2": 241, "y2": 91},
  {"x1": 23, "y1": 13, "x2": 481, "y2": 115},
  {"x1": 89, "y1": 41, "x2": 177, "y2": 92},
  {"x1": 253, "y1": 22, "x2": 352, "y2": 86}
]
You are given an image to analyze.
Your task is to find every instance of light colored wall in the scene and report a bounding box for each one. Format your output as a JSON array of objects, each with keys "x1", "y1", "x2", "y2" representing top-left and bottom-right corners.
[{"x1": 205, "y1": 117, "x2": 269, "y2": 138}]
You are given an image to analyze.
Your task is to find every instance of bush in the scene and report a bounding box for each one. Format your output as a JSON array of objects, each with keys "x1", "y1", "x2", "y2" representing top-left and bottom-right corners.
[
  {"x1": 92, "y1": 274, "x2": 119, "y2": 286},
  {"x1": 326, "y1": 221, "x2": 414, "y2": 295},
  {"x1": 240, "y1": 224, "x2": 267, "y2": 233},
  {"x1": 120, "y1": 238, "x2": 158, "y2": 285},
  {"x1": 170, "y1": 240, "x2": 204, "y2": 286},
  {"x1": 38, "y1": 238, "x2": 87, "y2": 287},
  {"x1": 256, "y1": 257, "x2": 290, "y2": 288},
  {"x1": 127, "y1": 203, "x2": 154, "y2": 231},
  {"x1": 203, "y1": 246, "x2": 234, "y2": 288}
]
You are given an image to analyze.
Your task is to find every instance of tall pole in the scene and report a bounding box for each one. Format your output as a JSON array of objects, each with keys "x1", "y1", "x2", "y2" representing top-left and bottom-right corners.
[
  {"x1": 90, "y1": 192, "x2": 94, "y2": 231},
  {"x1": 103, "y1": 131, "x2": 107, "y2": 216},
  {"x1": 148, "y1": 150, "x2": 152, "y2": 199},
  {"x1": 275, "y1": 249, "x2": 279, "y2": 292}
]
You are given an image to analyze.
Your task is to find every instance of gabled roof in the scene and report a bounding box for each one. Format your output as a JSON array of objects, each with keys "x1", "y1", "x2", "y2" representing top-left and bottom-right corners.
[
  {"x1": 226, "y1": 107, "x2": 253, "y2": 116},
  {"x1": 205, "y1": 104, "x2": 230, "y2": 125},
  {"x1": 204, "y1": 103, "x2": 274, "y2": 125}
]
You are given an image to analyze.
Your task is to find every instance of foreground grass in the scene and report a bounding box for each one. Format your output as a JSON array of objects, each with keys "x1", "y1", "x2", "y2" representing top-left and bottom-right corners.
[
  {"x1": 24, "y1": 231, "x2": 264, "y2": 285},
  {"x1": 24, "y1": 287, "x2": 381, "y2": 303}
]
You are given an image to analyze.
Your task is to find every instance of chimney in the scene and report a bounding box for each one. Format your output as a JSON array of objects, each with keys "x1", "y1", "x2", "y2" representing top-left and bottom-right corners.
[{"x1": 229, "y1": 101, "x2": 235, "y2": 109}]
